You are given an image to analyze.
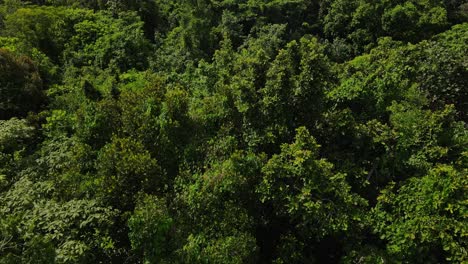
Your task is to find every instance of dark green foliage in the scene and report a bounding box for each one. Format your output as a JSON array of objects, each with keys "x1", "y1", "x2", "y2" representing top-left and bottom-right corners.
[
  {"x1": 0, "y1": 48, "x2": 43, "y2": 119},
  {"x1": 95, "y1": 137, "x2": 161, "y2": 211},
  {"x1": 0, "y1": 0, "x2": 466, "y2": 263},
  {"x1": 0, "y1": 118, "x2": 35, "y2": 191},
  {"x1": 128, "y1": 194, "x2": 174, "y2": 263},
  {"x1": 66, "y1": 11, "x2": 151, "y2": 71},
  {"x1": 322, "y1": 0, "x2": 451, "y2": 56},
  {"x1": 258, "y1": 127, "x2": 367, "y2": 263},
  {"x1": 175, "y1": 150, "x2": 264, "y2": 263},
  {"x1": 0, "y1": 177, "x2": 117, "y2": 262}
]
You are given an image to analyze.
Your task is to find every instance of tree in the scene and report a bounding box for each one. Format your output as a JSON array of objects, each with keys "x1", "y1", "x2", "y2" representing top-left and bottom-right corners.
[
  {"x1": 0, "y1": 177, "x2": 118, "y2": 263},
  {"x1": 0, "y1": 0, "x2": 466, "y2": 262},
  {"x1": 373, "y1": 164, "x2": 467, "y2": 262},
  {"x1": 322, "y1": 0, "x2": 450, "y2": 56},
  {"x1": 258, "y1": 127, "x2": 366, "y2": 262},
  {"x1": 95, "y1": 137, "x2": 161, "y2": 211},
  {"x1": 175, "y1": 151, "x2": 264, "y2": 263},
  {"x1": 0, "y1": 48, "x2": 43, "y2": 119},
  {"x1": 128, "y1": 194, "x2": 174, "y2": 263}
]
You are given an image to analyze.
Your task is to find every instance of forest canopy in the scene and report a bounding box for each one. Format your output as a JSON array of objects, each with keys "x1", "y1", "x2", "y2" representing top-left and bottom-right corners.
[{"x1": 0, "y1": 0, "x2": 467, "y2": 263}]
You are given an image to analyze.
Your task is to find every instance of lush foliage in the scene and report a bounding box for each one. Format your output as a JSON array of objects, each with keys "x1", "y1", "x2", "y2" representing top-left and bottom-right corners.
[{"x1": 0, "y1": 0, "x2": 466, "y2": 263}]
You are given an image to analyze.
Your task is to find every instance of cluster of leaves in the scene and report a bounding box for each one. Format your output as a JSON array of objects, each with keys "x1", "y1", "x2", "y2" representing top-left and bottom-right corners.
[{"x1": 0, "y1": 0, "x2": 466, "y2": 263}]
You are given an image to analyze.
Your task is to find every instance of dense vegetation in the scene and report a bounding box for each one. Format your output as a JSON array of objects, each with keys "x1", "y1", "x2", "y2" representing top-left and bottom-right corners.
[{"x1": 0, "y1": 0, "x2": 467, "y2": 263}]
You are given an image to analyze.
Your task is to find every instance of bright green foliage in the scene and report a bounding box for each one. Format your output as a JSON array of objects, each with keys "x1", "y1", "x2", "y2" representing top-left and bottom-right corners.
[
  {"x1": 153, "y1": 0, "x2": 323, "y2": 72},
  {"x1": 386, "y1": 103, "x2": 465, "y2": 171},
  {"x1": 373, "y1": 164, "x2": 468, "y2": 262},
  {"x1": 0, "y1": 0, "x2": 466, "y2": 263},
  {"x1": 329, "y1": 38, "x2": 416, "y2": 120},
  {"x1": 323, "y1": 0, "x2": 450, "y2": 55},
  {"x1": 184, "y1": 23, "x2": 288, "y2": 150},
  {"x1": 42, "y1": 0, "x2": 172, "y2": 39},
  {"x1": 0, "y1": 177, "x2": 117, "y2": 263},
  {"x1": 66, "y1": 11, "x2": 151, "y2": 71},
  {"x1": 187, "y1": 27, "x2": 333, "y2": 151},
  {"x1": 260, "y1": 37, "x2": 331, "y2": 142},
  {"x1": 324, "y1": 25, "x2": 467, "y2": 201}
]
